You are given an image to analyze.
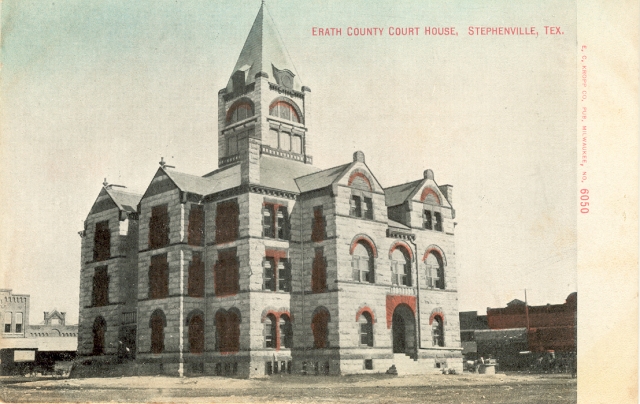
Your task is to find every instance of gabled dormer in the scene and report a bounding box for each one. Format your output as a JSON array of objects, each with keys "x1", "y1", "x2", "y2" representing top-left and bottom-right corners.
[
  {"x1": 384, "y1": 169, "x2": 454, "y2": 232},
  {"x1": 82, "y1": 182, "x2": 142, "y2": 264},
  {"x1": 218, "y1": 1, "x2": 313, "y2": 183}
]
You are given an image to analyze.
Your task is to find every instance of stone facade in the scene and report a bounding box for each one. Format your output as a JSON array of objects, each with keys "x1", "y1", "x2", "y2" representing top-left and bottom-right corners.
[{"x1": 76, "y1": 2, "x2": 463, "y2": 377}]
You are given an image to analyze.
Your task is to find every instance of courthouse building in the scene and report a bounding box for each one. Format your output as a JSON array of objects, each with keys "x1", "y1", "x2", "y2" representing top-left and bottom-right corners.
[{"x1": 77, "y1": 2, "x2": 463, "y2": 377}]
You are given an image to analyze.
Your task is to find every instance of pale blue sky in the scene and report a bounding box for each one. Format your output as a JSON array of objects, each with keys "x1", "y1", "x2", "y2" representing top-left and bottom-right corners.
[{"x1": 1, "y1": 0, "x2": 577, "y2": 324}]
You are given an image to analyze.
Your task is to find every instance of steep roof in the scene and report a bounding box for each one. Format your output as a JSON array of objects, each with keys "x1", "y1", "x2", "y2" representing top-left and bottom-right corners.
[
  {"x1": 384, "y1": 180, "x2": 422, "y2": 207},
  {"x1": 163, "y1": 168, "x2": 217, "y2": 196},
  {"x1": 105, "y1": 188, "x2": 141, "y2": 213},
  {"x1": 226, "y1": 2, "x2": 303, "y2": 92},
  {"x1": 260, "y1": 155, "x2": 319, "y2": 193},
  {"x1": 295, "y1": 163, "x2": 351, "y2": 193}
]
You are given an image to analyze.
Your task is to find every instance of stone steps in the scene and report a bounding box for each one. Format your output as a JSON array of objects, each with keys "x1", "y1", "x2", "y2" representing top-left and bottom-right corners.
[{"x1": 389, "y1": 353, "x2": 435, "y2": 376}]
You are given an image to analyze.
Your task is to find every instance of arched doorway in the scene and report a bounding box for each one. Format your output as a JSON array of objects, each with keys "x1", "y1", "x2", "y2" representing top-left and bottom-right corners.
[{"x1": 392, "y1": 304, "x2": 416, "y2": 355}]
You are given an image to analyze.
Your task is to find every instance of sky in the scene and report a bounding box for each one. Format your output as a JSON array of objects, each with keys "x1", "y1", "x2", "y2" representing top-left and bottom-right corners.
[{"x1": 0, "y1": 0, "x2": 577, "y2": 325}]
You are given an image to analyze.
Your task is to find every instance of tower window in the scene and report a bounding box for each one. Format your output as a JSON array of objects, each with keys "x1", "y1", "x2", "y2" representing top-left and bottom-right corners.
[
  {"x1": 434, "y1": 212, "x2": 443, "y2": 232},
  {"x1": 265, "y1": 314, "x2": 277, "y2": 348},
  {"x1": 92, "y1": 266, "x2": 109, "y2": 307},
  {"x1": 312, "y1": 248, "x2": 327, "y2": 293},
  {"x1": 280, "y1": 314, "x2": 293, "y2": 349},
  {"x1": 149, "y1": 204, "x2": 170, "y2": 249},
  {"x1": 149, "y1": 254, "x2": 169, "y2": 299},
  {"x1": 188, "y1": 205, "x2": 204, "y2": 246},
  {"x1": 263, "y1": 254, "x2": 291, "y2": 292},
  {"x1": 291, "y1": 135, "x2": 302, "y2": 154},
  {"x1": 262, "y1": 203, "x2": 289, "y2": 240},
  {"x1": 214, "y1": 249, "x2": 239, "y2": 297},
  {"x1": 188, "y1": 252, "x2": 205, "y2": 298},
  {"x1": 311, "y1": 206, "x2": 326, "y2": 242},
  {"x1": 279, "y1": 131, "x2": 291, "y2": 151},
  {"x1": 269, "y1": 101, "x2": 300, "y2": 123},
  {"x1": 215, "y1": 200, "x2": 239, "y2": 244},
  {"x1": 227, "y1": 102, "x2": 253, "y2": 124},
  {"x1": 93, "y1": 220, "x2": 111, "y2": 261},
  {"x1": 350, "y1": 196, "x2": 362, "y2": 217}
]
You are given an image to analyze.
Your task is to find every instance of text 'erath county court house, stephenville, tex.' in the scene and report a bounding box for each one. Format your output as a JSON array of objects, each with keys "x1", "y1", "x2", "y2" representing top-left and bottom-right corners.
[{"x1": 77, "y1": 2, "x2": 462, "y2": 378}]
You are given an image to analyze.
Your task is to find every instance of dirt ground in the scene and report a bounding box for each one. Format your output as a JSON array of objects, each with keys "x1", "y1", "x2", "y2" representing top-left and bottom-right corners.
[{"x1": 0, "y1": 372, "x2": 576, "y2": 403}]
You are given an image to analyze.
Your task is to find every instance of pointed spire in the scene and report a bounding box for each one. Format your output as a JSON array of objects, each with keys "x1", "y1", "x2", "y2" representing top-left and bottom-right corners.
[{"x1": 226, "y1": 2, "x2": 302, "y2": 92}]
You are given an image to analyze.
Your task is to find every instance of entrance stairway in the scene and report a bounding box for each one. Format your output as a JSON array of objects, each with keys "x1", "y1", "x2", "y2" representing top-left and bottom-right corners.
[{"x1": 388, "y1": 354, "x2": 432, "y2": 376}]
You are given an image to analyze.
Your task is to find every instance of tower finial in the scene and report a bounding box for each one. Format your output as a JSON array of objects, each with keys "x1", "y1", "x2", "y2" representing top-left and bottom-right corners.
[
  {"x1": 159, "y1": 157, "x2": 166, "y2": 168},
  {"x1": 261, "y1": 0, "x2": 266, "y2": 5},
  {"x1": 103, "y1": 178, "x2": 110, "y2": 188}
]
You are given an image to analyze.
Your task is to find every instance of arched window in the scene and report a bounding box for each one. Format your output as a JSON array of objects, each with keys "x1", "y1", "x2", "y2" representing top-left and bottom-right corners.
[
  {"x1": 188, "y1": 314, "x2": 204, "y2": 354},
  {"x1": 311, "y1": 309, "x2": 330, "y2": 349},
  {"x1": 216, "y1": 310, "x2": 240, "y2": 353},
  {"x1": 358, "y1": 312, "x2": 373, "y2": 347},
  {"x1": 391, "y1": 248, "x2": 412, "y2": 287},
  {"x1": 150, "y1": 310, "x2": 165, "y2": 354},
  {"x1": 269, "y1": 101, "x2": 300, "y2": 123},
  {"x1": 265, "y1": 314, "x2": 277, "y2": 348},
  {"x1": 280, "y1": 314, "x2": 293, "y2": 349},
  {"x1": 425, "y1": 252, "x2": 445, "y2": 290},
  {"x1": 227, "y1": 102, "x2": 254, "y2": 124},
  {"x1": 351, "y1": 242, "x2": 374, "y2": 283},
  {"x1": 92, "y1": 317, "x2": 106, "y2": 355},
  {"x1": 432, "y1": 316, "x2": 444, "y2": 347}
]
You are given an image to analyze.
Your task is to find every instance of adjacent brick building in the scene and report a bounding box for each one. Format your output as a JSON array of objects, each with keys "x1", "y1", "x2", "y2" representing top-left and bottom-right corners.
[
  {"x1": 0, "y1": 290, "x2": 77, "y2": 374},
  {"x1": 77, "y1": 2, "x2": 463, "y2": 377}
]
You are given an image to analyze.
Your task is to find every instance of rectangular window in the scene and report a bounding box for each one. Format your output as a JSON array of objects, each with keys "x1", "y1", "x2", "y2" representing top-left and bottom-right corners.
[
  {"x1": 4, "y1": 312, "x2": 11, "y2": 333},
  {"x1": 276, "y1": 207, "x2": 288, "y2": 239},
  {"x1": 312, "y1": 248, "x2": 327, "y2": 293},
  {"x1": 423, "y1": 210, "x2": 433, "y2": 230},
  {"x1": 360, "y1": 322, "x2": 373, "y2": 346},
  {"x1": 216, "y1": 200, "x2": 239, "y2": 244},
  {"x1": 188, "y1": 205, "x2": 204, "y2": 246},
  {"x1": 291, "y1": 135, "x2": 302, "y2": 154},
  {"x1": 311, "y1": 206, "x2": 326, "y2": 242},
  {"x1": 426, "y1": 264, "x2": 440, "y2": 289},
  {"x1": 227, "y1": 133, "x2": 238, "y2": 156},
  {"x1": 351, "y1": 256, "x2": 370, "y2": 282},
  {"x1": 363, "y1": 197, "x2": 373, "y2": 219},
  {"x1": 262, "y1": 206, "x2": 274, "y2": 238},
  {"x1": 93, "y1": 220, "x2": 111, "y2": 261},
  {"x1": 278, "y1": 259, "x2": 291, "y2": 292},
  {"x1": 188, "y1": 252, "x2": 205, "y2": 297},
  {"x1": 149, "y1": 204, "x2": 170, "y2": 249},
  {"x1": 266, "y1": 129, "x2": 279, "y2": 148},
  {"x1": 92, "y1": 266, "x2": 109, "y2": 306},
  {"x1": 263, "y1": 258, "x2": 275, "y2": 291},
  {"x1": 434, "y1": 212, "x2": 443, "y2": 232},
  {"x1": 214, "y1": 249, "x2": 239, "y2": 296},
  {"x1": 391, "y1": 261, "x2": 399, "y2": 285},
  {"x1": 279, "y1": 131, "x2": 291, "y2": 151},
  {"x1": 149, "y1": 254, "x2": 169, "y2": 299},
  {"x1": 364, "y1": 359, "x2": 373, "y2": 370},
  {"x1": 262, "y1": 203, "x2": 288, "y2": 240},
  {"x1": 349, "y1": 196, "x2": 362, "y2": 217},
  {"x1": 15, "y1": 313, "x2": 23, "y2": 333}
]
